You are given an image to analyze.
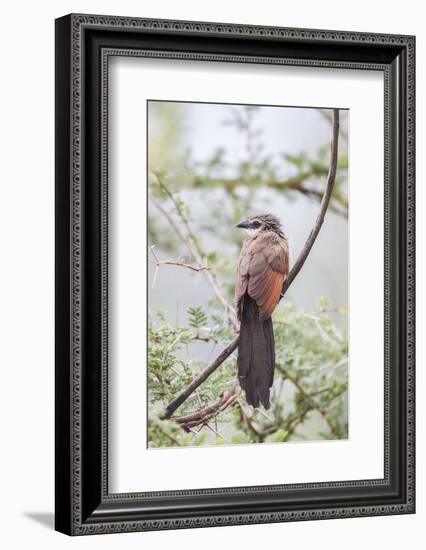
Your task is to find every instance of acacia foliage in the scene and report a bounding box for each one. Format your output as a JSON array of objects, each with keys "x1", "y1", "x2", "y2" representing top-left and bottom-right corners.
[{"x1": 147, "y1": 104, "x2": 348, "y2": 447}]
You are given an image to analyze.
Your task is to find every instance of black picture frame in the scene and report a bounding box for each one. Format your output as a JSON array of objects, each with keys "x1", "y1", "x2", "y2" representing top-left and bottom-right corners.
[{"x1": 55, "y1": 13, "x2": 415, "y2": 535}]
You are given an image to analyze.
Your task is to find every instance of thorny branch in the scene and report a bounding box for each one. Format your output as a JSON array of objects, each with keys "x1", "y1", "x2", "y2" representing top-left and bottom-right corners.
[
  {"x1": 150, "y1": 176, "x2": 239, "y2": 331},
  {"x1": 191, "y1": 175, "x2": 347, "y2": 218},
  {"x1": 171, "y1": 385, "x2": 238, "y2": 431},
  {"x1": 149, "y1": 259, "x2": 211, "y2": 273},
  {"x1": 282, "y1": 110, "x2": 340, "y2": 293},
  {"x1": 235, "y1": 365, "x2": 346, "y2": 442},
  {"x1": 278, "y1": 367, "x2": 344, "y2": 438},
  {"x1": 160, "y1": 109, "x2": 340, "y2": 422},
  {"x1": 162, "y1": 338, "x2": 239, "y2": 419},
  {"x1": 149, "y1": 245, "x2": 211, "y2": 274}
]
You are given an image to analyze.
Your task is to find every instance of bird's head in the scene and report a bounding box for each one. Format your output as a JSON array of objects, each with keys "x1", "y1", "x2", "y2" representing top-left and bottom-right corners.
[{"x1": 236, "y1": 213, "x2": 283, "y2": 236}]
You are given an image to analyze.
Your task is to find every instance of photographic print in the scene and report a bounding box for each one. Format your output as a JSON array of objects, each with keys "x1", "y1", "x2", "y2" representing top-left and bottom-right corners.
[
  {"x1": 56, "y1": 16, "x2": 415, "y2": 533},
  {"x1": 147, "y1": 100, "x2": 349, "y2": 449}
]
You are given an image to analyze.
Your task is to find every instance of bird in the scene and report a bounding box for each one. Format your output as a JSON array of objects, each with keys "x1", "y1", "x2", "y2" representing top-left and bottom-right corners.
[{"x1": 235, "y1": 213, "x2": 289, "y2": 409}]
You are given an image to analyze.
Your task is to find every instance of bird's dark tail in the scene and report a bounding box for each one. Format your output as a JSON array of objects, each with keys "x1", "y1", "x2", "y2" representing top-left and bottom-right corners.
[{"x1": 237, "y1": 295, "x2": 275, "y2": 409}]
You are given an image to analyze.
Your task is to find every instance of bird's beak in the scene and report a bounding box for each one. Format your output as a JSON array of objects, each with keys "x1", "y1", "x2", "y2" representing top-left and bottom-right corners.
[{"x1": 236, "y1": 220, "x2": 250, "y2": 229}]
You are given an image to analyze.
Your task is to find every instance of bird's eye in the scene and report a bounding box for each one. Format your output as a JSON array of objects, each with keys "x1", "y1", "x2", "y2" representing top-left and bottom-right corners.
[{"x1": 253, "y1": 220, "x2": 261, "y2": 228}]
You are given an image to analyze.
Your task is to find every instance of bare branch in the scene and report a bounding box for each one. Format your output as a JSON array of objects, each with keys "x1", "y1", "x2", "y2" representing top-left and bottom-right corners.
[
  {"x1": 278, "y1": 367, "x2": 342, "y2": 438},
  {"x1": 282, "y1": 109, "x2": 340, "y2": 295},
  {"x1": 149, "y1": 179, "x2": 239, "y2": 331},
  {"x1": 318, "y1": 108, "x2": 348, "y2": 141},
  {"x1": 161, "y1": 338, "x2": 239, "y2": 419},
  {"x1": 191, "y1": 175, "x2": 347, "y2": 217},
  {"x1": 150, "y1": 259, "x2": 210, "y2": 273},
  {"x1": 161, "y1": 109, "x2": 340, "y2": 419},
  {"x1": 237, "y1": 399, "x2": 262, "y2": 439},
  {"x1": 170, "y1": 386, "x2": 238, "y2": 430},
  {"x1": 149, "y1": 256, "x2": 212, "y2": 273},
  {"x1": 205, "y1": 423, "x2": 227, "y2": 441}
]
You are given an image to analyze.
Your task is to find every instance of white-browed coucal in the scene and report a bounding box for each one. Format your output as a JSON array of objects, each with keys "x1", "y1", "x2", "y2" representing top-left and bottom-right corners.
[{"x1": 235, "y1": 214, "x2": 289, "y2": 409}]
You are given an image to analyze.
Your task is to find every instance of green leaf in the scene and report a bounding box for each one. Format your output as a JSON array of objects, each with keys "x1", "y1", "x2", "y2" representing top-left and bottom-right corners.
[
  {"x1": 187, "y1": 306, "x2": 208, "y2": 329},
  {"x1": 193, "y1": 432, "x2": 208, "y2": 446},
  {"x1": 265, "y1": 429, "x2": 289, "y2": 443},
  {"x1": 231, "y1": 430, "x2": 252, "y2": 444},
  {"x1": 317, "y1": 296, "x2": 330, "y2": 310}
]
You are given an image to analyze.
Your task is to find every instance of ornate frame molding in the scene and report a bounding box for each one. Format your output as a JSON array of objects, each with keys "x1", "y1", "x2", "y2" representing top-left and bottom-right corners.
[{"x1": 55, "y1": 14, "x2": 415, "y2": 535}]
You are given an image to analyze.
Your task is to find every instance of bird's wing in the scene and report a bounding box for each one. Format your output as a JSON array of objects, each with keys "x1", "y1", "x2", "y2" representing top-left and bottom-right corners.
[
  {"x1": 246, "y1": 231, "x2": 289, "y2": 320},
  {"x1": 235, "y1": 238, "x2": 251, "y2": 320}
]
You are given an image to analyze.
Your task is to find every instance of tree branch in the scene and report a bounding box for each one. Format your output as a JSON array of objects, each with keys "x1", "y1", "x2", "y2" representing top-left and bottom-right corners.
[
  {"x1": 149, "y1": 177, "x2": 239, "y2": 331},
  {"x1": 192, "y1": 173, "x2": 347, "y2": 213},
  {"x1": 161, "y1": 109, "x2": 340, "y2": 419},
  {"x1": 149, "y1": 258, "x2": 212, "y2": 273},
  {"x1": 162, "y1": 338, "x2": 239, "y2": 419},
  {"x1": 278, "y1": 367, "x2": 344, "y2": 438},
  {"x1": 282, "y1": 109, "x2": 340, "y2": 293},
  {"x1": 171, "y1": 385, "x2": 238, "y2": 431}
]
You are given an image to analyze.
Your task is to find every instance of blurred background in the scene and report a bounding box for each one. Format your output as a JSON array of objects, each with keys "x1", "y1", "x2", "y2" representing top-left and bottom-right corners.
[{"x1": 147, "y1": 101, "x2": 349, "y2": 448}]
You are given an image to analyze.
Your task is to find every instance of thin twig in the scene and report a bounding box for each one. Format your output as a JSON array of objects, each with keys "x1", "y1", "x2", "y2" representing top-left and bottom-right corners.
[
  {"x1": 171, "y1": 386, "x2": 238, "y2": 430},
  {"x1": 253, "y1": 407, "x2": 274, "y2": 423},
  {"x1": 318, "y1": 108, "x2": 348, "y2": 141},
  {"x1": 162, "y1": 339, "x2": 239, "y2": 419},
  {"x1": 149, "y1": 182, "x2": 239, "y2": 331},
  {"x1": 191, "y1": 333, "x2": 216, "y2": 343},
  {"x1": 279, "y1": 367, "x2": 343, "y2": 437},
  {"x1": 154, "y1": 176, "x2": 238, "y2": 328},
  {"x1": 149, "y1": 257, "x2": 212, "y2": 273},
  {"x1": 161, "y1": 109, "x2": 340, "y2": 419},
  {"x1": 237, "y1": 399, "x2": 262, "y2": 440},
  {"x1": 205, "y1": 423, "x2": 227, "y2": 441},
  {"x1": 282, "y1": 109, "x2": 340, "y2": 294},
  {"x1": 191, "y1": 172, "x2": 348, "y2": 217},
  {"x1": 149, "y1": 419, "x2": 181, "y2": 447}
]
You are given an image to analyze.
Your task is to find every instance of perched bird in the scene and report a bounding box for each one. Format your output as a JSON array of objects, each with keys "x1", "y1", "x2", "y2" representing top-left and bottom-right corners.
[{"x1": 235, "y1": 214, "x2": 289, "y2": 409}]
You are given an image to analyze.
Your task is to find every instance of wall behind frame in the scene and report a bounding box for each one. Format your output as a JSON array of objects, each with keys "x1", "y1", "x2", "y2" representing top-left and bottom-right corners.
[{"x1": 0, "y1": 0, "x2": 422, "y2": 548}]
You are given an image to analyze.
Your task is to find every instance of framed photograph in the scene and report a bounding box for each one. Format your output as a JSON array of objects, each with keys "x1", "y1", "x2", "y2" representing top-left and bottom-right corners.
[{"x1": 55, "y1": 14, "x2": 415, "y2": 535}]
